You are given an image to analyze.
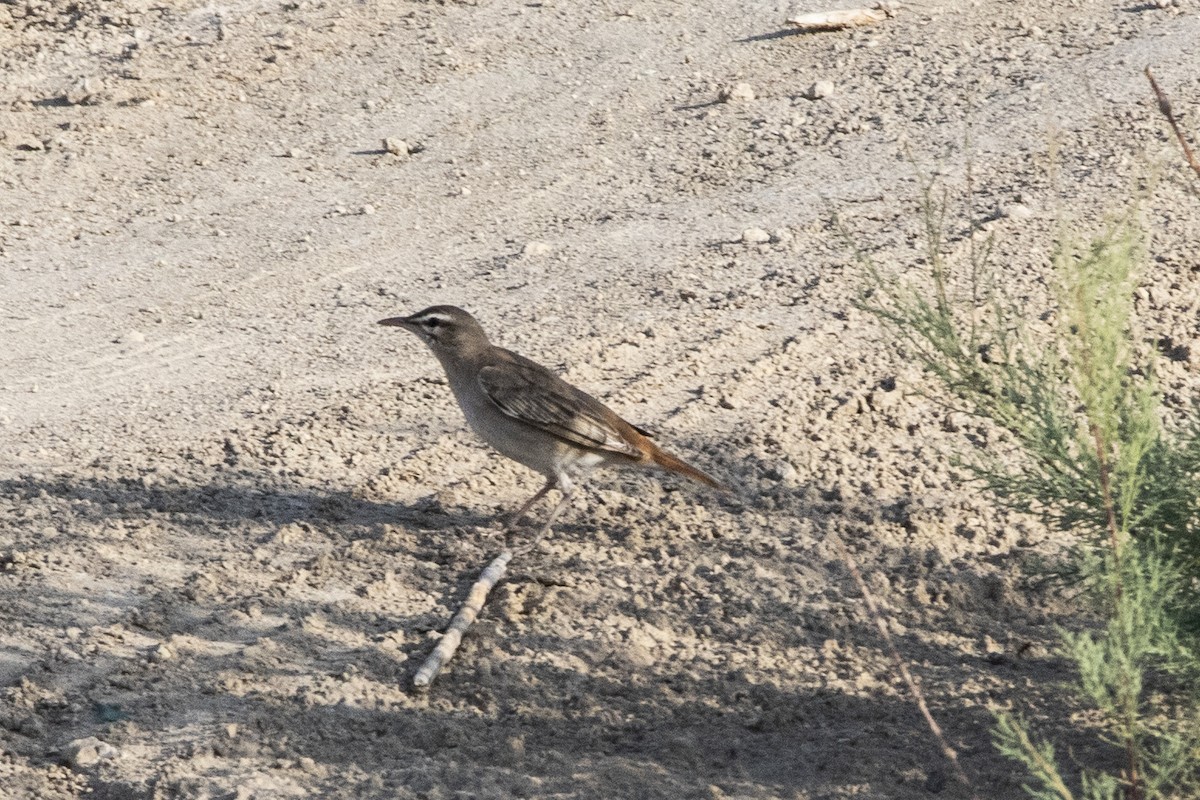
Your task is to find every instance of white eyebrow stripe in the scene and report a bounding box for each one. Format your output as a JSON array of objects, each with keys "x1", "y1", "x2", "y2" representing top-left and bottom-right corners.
[{"x1": 416, "y1": 313, "x2": 452, "y2": 325}]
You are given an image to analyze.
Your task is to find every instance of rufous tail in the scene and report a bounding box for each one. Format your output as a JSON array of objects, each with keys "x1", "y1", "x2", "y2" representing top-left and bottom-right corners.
[{"x1": 649, "y1": 446, "x2": 731, "y2": 493}]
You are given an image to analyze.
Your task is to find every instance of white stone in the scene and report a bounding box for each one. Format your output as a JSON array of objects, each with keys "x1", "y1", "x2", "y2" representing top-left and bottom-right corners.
[
  {"x1": 720, "y1": 83, "x2": 756, "y2": 103},
  {"x1": 806, "y1": 80, "x2": 835, "y2": 100}
]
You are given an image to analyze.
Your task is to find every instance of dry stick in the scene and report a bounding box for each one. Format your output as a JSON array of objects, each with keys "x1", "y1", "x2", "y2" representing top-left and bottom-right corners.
[
  {"x1": 411, "y1": 489, "x2": 573, "y2": 688},
  {"x1": 412, "y1": 549, "x2": 513, "y2": 689},
  {"x1": 836, "y1": 539, "x2": 979, "y2": 796},
  {"x1": 1145, "y1": 67, "x2": 1200, "y2": 181}
]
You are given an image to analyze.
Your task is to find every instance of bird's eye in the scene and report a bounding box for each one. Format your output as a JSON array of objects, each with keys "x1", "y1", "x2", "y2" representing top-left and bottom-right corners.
[{"x1": 424, "y1": 318, "x2": 440, "y2": 329}]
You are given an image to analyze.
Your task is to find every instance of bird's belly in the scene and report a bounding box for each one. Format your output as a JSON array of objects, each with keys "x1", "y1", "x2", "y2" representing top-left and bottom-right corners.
[{"x1": 450, "y1": 382, "x2": 560, "y2": 473}]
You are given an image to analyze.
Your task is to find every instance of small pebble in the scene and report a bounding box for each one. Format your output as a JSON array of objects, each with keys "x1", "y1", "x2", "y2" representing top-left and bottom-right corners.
[
  {"x1": 522, "y1": 241, "x2": 552, "y2": 257},
  {"x1": 741, "y1": 227, "x2": 771, "y2": 244},
  {"x1": 64, "y1": 737, "x2": 119, "y2": 768},
  {"x1": 66, "y1": 78, "x2": 100, "y2": 106},
  {"x1": 57, "y1": 647, "x2": 82, "y2": 662},
  {"x1": 719, "y1": 83, "x2": 756, "y2": 103},
  {"x1": 383, "y1": 137, "x2": 409, "y2": 156},
  {"x1": 871, "y1": 387, "x2": 901, "y2": 411},
  {"x1": 507, "y1": 735, "x2": 526, "y2": 761},
  {"x1": 285, "y1": 148, "x2": 304, "y2": 158},
  {"x1": 361, "y1": 203, "x2": 376, "y2": 215},
  {"x1": 768, "y1": 461, "x2": 799, "y2": 483},
  {"x1": 122, "y1": 331, "x2": 146, "y2": 344},
  {"x1": 999, "y1": 202, "x2": 1034, "y2": 220},
  {"x1": 806, "y1": 80, "x2": 835, "y2": 100}
]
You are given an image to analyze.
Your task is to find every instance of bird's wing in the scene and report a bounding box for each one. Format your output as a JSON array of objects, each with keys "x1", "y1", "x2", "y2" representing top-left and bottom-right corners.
[{"x1": 477, "y1": 358, "x2": 642, "y2": 459}]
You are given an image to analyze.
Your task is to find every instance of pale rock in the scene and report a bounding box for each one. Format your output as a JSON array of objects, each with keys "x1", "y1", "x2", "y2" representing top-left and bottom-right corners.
[
  {"x1": 383, "y1": 137, "x2": 409, "y2": 156},
  {"x1": 806, "y1": 80, "x2": 835, "y2": 100},
  {"x1": 64, "y1": 737, "x2": 119, "y2": 768},
  {"x1": 741, "y1": 227, "x2": 771, "y2": 244},
  {"x1": 522, "y1": 241, "x2": 552, "y2": 257},
  {"x1": 719, "y1": 83, "x2": 756, "y2": 103}
]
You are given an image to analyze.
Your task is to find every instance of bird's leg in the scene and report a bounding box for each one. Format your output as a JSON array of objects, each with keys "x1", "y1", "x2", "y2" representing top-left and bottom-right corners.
[
  {"x1": 507, "y1": 487, "x2": 574, "y2": 558},
  {"x1": 523, "y1": 485, "x2": 575, "y2": 550},
  {"x1": 503, "y1": 478, "x2": 556, "y2": 531}
]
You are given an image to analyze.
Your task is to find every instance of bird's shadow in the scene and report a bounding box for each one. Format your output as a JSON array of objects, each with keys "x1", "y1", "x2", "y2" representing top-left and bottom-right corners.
[{"x1": 0, "y1": 441, "x2": 1107, "y2": 799}]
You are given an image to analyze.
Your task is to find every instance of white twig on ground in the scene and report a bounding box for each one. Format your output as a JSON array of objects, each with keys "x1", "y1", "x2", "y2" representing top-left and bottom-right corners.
[
  {"x1": 786, "y1": 3, "x2": 896, "y2": 32},
  {"x1": 412, "y1": 549, "x2": 513, "y2": 689}
]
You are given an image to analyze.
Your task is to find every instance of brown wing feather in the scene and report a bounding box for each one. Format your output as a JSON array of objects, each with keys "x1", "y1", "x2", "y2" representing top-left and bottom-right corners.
[{"x1": 477, "y1": 355, "x2": 641, "y2": 459}]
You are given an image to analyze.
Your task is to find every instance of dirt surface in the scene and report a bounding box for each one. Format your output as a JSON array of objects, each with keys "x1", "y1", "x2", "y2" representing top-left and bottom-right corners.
[{"x1": 2, "y1": 0, "x2": 1199, "y2": 797}]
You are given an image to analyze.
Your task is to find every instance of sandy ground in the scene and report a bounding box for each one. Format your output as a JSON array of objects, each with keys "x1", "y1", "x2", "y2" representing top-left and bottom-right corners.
[{"x1": 2, "y1": 0, "x2": 1199, "y2": 797}]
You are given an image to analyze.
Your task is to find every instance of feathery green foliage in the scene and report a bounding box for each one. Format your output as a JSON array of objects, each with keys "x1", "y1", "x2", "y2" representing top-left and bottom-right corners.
[
  {"x1": 853, "y1": 174, "x2": 1200, "y2": 798},
  {"x1": 992, "y1": 711, "x2": 1076, "y2": 800}
]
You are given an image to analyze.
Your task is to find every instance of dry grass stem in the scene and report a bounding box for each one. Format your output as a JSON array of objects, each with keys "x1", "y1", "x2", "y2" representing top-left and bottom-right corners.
[
  {"x1": 838, "y1": 539, "x2": 978, "y2": 796},
  {"x1": 1145, "y1": 66, "x2": 1200, "y2": 181}
]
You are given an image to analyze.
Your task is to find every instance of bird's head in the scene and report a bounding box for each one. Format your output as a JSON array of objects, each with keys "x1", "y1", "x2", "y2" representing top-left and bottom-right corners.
[{"x1": 378, "y1": 305, "x2": 490, "y2": 356}]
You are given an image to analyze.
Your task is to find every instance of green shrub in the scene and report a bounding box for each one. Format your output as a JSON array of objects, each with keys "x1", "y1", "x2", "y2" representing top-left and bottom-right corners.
[{"x1": 853, "y1": 179, "x2": 1200, "y2": 798}]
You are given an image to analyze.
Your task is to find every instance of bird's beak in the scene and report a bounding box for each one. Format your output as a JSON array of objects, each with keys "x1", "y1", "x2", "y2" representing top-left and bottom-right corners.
[{"x1": 378, "y1": 315, "x2": 417, "y2": 331}]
